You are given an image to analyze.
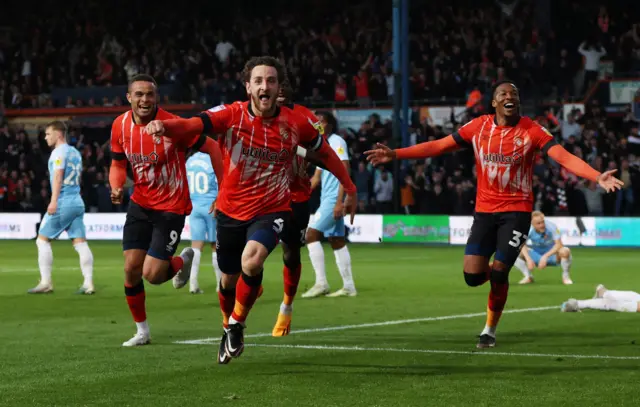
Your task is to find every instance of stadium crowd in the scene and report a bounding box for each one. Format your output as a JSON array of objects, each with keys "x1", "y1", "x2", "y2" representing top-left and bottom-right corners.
[{"x1": 1, "y1": 0, "x2": 639, "y2": 216}]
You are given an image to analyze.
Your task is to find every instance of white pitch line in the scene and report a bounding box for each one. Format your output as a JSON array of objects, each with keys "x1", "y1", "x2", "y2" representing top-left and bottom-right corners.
[
  {"x1": 247, "y1": 343, "x2": 640, "y2": 361},
  {"x1": 0, "y1": 255, "x2": 434, "y2": 273},
  {"x1": 175, "y1": 305, "x2": 557, "y2": 345}
]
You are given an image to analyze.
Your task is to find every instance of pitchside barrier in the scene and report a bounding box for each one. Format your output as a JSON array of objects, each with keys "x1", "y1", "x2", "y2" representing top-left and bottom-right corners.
[{"x1": 2, "y1": 213, "x2": 639, "y2": 247}]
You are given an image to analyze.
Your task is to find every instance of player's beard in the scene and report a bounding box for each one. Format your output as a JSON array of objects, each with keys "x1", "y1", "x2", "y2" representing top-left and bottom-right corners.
[{"x1": 252, "y1": 93, "x2": 276, "y2": 116}]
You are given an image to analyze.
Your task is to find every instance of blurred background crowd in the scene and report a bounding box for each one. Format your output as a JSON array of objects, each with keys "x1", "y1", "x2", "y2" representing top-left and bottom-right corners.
[{"x1": 1, "y1": 0, "x2": 639, "y2": 216}]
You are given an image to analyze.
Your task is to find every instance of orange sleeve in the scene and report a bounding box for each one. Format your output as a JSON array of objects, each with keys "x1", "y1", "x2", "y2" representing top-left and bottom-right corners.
[
  {"x1": 199, "y1": 137, "x2": 224, "y2": 185},
  {"x1": 546, "y1": 144, "x2": 600, "y2": 182},
  {"x1": 197, "y1": 104, "x2": 234, "y2": 136},
  {"x1": 109, "y1": 121, "x2": 127, "y2": 190},
  {"x1": 451, "y1": 117, "x2": 482, "y2": 147},
  {"x1": 314, "y1": 141, "x2": 356, "y2": 194},
  {"x1": 296, "y1": 111, "x2": 324, "y2": 151},
  {"x1": 530, "y1": 123, "x2": 559, "y2": 153},
  {"x1": 110, "y1": 121, "x2": 126, "y2": 159},
  {"x1": 395, "y1": 135, "x2": 461, "y2": 160},
  {"x1": 162, "y1": 117, "x2": 204, "y2": 139},
  {"x1": 109, "y1": 159, "x2": 127, "y2": 190}
]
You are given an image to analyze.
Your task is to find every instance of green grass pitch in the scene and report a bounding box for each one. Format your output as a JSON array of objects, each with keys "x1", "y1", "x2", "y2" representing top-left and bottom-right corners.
[{"x1": 1, "y1": 241, "x2": 639, "y2": 406}]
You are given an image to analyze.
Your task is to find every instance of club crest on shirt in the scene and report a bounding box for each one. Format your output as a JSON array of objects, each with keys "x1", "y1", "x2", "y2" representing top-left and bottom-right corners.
[
  {"x1": 312, "y1": 120, "x2": 325, "y2": 134},
  {"x1": 280, "y1": 126, "x2": 289, "y2": 140},
  {"x1": 514, "y1": 137, "x2": 523, "y2": 147},
  {"x1": 153, "y1": 135, "x2": 162, "y2": 145}
]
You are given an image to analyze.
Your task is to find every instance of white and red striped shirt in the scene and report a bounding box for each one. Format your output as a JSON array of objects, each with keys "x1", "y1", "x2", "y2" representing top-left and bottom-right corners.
[
  {"x1": 110, "y1": 108, "x2": 204, "y2": 215},
  {"x1": 199, "y1": 101, "x2": 322, "y2": 221},
  {"x1": 453, "y1": 115, "x2": 557, "y2": 213}
]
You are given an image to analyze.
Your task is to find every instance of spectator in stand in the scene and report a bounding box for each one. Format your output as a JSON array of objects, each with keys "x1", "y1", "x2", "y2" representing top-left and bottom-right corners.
[
  {"x1": 578, "y1": 39, "x2": 607, "y2": 95},
  {"x1": 374, "y1": 168, "x2": 393, "y2": 213}
]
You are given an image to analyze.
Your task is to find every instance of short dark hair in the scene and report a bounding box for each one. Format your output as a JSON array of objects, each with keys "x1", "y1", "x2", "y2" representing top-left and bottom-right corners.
[
  {"x1": 128, "y1": 74, "x2": 157, "y2": 89},
  {"x1": 46, "y1": 120, "x2": 67, "y2": 135},
  {"x1": 492, "y1": 79, "x2": 518, "y2": 99},
  {"x1": 280, "y1": 77, "x2": 294, "y2": 103},
  {"x1": 316, "y1": 111, "x2": 338, "y2": 134},
  {"x1": 242, "y1": 56, "x2": 286, "y2": 84}
]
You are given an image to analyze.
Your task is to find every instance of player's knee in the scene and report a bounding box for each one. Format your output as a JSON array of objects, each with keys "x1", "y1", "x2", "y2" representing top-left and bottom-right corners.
[
  {"x1": 305, "y1": 228, "x2": 321, "y2": 243},
  {"x1": 328, "y1": 237, "x2": 346, "y2": 250},
  {"x1": 463, "y1": 271, "x2": 486, "y2": 287},
  {"x1": 559, "y1": 247, "x2": 571, "y2": 258},
  {"x1": 220, "y1": 273, "x2": 239, "y2": 291},
  {"x1": 141, "y1": 257, "x2": 167, "y2": 285},
  {"x1": 241, "y1": 245, "x2": 267, "y2": 276},
  {"x1": 124, "y1": 259, "x2": 143, "y2": 276},
  {"x1": 490, "y1": 269, "x2": 510, "y2": 284},
  {"x1": 282, "y1": 246, "x2": 301, "y2": 270}
]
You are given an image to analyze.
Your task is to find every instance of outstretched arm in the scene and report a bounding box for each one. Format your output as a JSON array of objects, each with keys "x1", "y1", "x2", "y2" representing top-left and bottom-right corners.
[
  {"x1": 546, "y1": 144, "x2": 623, "y2": 192},
  {"x1": 161, "y1": 117, "x2": 204, "y2": 138},
  {"x1": 395, "y1": 135, "x2": 461, "y2": 159},
  {"x1": 365, "y1": 135, "x2": 461, "y2": 165}
]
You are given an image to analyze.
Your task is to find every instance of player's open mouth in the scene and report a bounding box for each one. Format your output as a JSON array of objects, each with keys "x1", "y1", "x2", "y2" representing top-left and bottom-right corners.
[
  {"x1": 139, "y1": 105, "x2": 152, "y2": 113},
  {"x1": 504, "y1": 102, "x2": 516, "y2": 109},
  {"x1": 259, "y1": 95, "x2": 270, "y2": 102}
]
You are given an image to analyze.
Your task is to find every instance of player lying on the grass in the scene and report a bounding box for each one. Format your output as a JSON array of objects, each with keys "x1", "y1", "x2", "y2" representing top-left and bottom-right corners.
[
  {"x1": 182, "y1": 150, "x2": 222, "y2": 294},
  {"x1": 29, "y1": 121, "x2": 95, "y2": 295},
  {"x1": 562, "y1": 285, "x2": 640, "y2": 313},
  {"x1": 109, "y1": 74, "x2": 224, "y2": 347},
  {"x1": 513, "y1": 210, "x2": 573, "y2": 285},
  {"x1": 145, "y1": 56, "x2": 357, "y2": 363},
  {"x1": 365, "y1": 79, "x2": 622, "y2": 349}
]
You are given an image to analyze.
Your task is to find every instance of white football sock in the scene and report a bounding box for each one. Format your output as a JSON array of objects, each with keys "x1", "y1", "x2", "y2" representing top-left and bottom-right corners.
[
  {"x1": 73, "y1": 242, "x2": 94, "y2": 286},
  {"x1": 189, "y1": 248, "x2": 202, "y2": 288},
  {"x1": 333, "y1": 246, "x2": 355, "y2": 290},
  {"x1": 136, "y1": 321, "x2": 150, "y2": 335},
  {"x1": 307, "y1": 241, "x2": 327, "y2": 286},
  {"x1": 36, "y1": 239, "x2": 53, "y2": 285},
  {"x1": 560, "y1": 256, "x2": 572, "y2": 279},
  {"x1": 514, "y1": 257, "x2": 531, "y2": 278},
  {"x1": 212, "y1": 251, "x2": 222, "y2": 288},
  {"x1": 603, "y1": 290, "x2": 640, "y2": 302},
  {"x1": 480, "y1": 324, "x2": 497, "y2": 337},
  {"x1": 577, "y1": 299, "x2": 638, "y2": 313}
]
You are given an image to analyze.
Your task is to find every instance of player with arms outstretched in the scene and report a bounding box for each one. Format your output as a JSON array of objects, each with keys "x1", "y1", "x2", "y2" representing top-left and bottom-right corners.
[
  {"x1": 514, "y1": 210, "x2": 573, "y2": 285},
  {"x1": 145, "y1": 56, "x2": 357, "y2": 363},
  {"x1": 366, "y1": 80, "x2": 622, "y2": 348},
  {"x1": 183, "y1": 151, "x2": 222, "y2": 294},
  {"x1": 562, "y1": 284, "x2": 640, "y2": 313},
  {"x1": 109, "y1": 74, "x2": 224, "y2": 347},
  {"x1": 302, "y1": 111, "x2": 357, "y2": 299},
  {"x1": 28, "y1": 121, "x2": 95, "y2": 295}
]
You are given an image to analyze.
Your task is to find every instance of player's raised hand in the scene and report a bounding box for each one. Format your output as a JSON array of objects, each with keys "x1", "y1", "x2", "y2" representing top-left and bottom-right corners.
[
  {"x1": 364, "y1": 143, "x2": 395, "y2": 165},
  {"x1": 145, "y1": 120, "x2": 165, "y2": 136},
  {"x1": 111, "y1": 187, "x2": 123, "y2": 204},
  {"x1": 597, "y1": 169, "x2": 624, "y2": 193},
  {"x1": 343, "y1": 191, "x2": 357, "y2": 224}
]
